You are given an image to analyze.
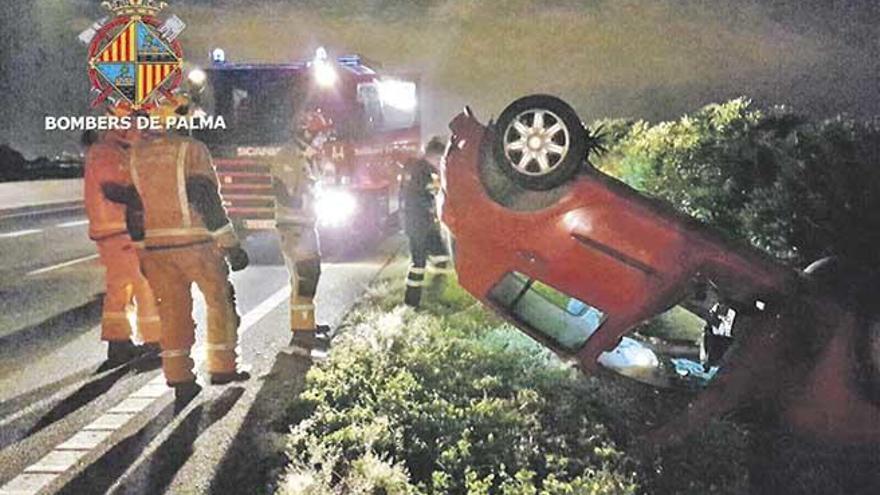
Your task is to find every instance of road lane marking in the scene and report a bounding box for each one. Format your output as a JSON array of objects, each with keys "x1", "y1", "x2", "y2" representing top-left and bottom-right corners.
[
  {"x1": 0, "y1": 283, "x2": 292, "y2": 495},
  {"x1": 0, "y1": 229, "x2": 42, "y2": 239},
  {"x1": 27, "y1": 254, "x2": 100, "y2": 276},
  {"x1": 55, "y1": 220, "x2": 89, "y2": 229},
  {"x1": 239, "y1": 284, "x2": 291, "y2": 333}
]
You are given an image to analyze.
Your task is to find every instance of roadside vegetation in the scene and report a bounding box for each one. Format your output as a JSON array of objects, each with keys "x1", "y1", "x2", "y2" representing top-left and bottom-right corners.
[
  {"x1": 594, "y1": 98, "x2": 880, "y2": 269},
  {"x1": 0, "y1": 144, "x2": 82, "y2": 183},
  {"x1": 276, "y1": 262, "x2": 748, "y2": 494},
  {"x1": 274, "y1": 98, "x2": 880, "y2": 494}
]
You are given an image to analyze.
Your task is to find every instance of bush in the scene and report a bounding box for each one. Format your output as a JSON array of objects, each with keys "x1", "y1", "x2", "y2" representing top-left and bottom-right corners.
[
  {"x1": 594, "y1": 100, "x2": 880, "y2": 268},
  {"x1": 0, "y1": 145, "x2": 27, "y2": 182},
  {"x1": 282, "y1": 304, "x2": 635, "y2": 493},
  {"x1": 278, "y1": 271, "x2": 747, "y2": 494}
]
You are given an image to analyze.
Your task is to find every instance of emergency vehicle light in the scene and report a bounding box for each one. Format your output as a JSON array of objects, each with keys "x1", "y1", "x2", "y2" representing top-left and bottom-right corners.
[
  {"x1": 211, "y1": 47, "x2": 226, "y2": 64},
  {"x1": 313, "y1": 47, "x2": 338, "y2": 88}
]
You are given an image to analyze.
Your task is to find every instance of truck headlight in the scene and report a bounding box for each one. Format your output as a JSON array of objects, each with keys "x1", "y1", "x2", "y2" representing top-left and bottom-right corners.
[
  {"x1": 314, "y1": 62, "x2": 338, "y2": 88},
  {"x1": 316, "y1": 189, "x2": 357, "y2": 227}
]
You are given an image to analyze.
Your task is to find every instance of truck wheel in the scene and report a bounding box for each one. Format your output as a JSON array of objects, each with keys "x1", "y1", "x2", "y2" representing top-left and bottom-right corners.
[{"x1": 494, "y1": 94, "x2": 587, "y2": 190}]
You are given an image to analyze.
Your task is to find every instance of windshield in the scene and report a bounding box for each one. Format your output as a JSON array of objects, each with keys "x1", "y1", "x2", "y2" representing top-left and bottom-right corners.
[
  {"x1": 357, "y1": 80, "x2": 418, "y2": 132},
  {"x1": 198, "y1": 68, "x2": 303, "y2": 146}
]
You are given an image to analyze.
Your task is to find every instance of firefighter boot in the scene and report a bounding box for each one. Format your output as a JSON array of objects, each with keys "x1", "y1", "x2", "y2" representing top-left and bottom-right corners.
[
  {"x1": 173, "y1": 380, "x2": 202, "y2": 413},
  {"x1": 210, "y1": 370, "x2": 252, "y2": 385},
  {"x1": 288, "y1": 325, "x2": 331, "y2": 359},
  {"x1": 405, "y1": 265, "x2": 426, "y2": 307},
  {"x1": 105, "y1": 340, "x2": 140, "y2": 368}
]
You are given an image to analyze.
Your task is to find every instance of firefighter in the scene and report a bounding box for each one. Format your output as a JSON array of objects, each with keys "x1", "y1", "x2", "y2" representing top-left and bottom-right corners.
[
  {"x1": 83, "y1": 129, "x2": 161, "y2": 367},
  {"x1": 104, "y1": 101, "x2": 251, "y2": 404},
  {"x1": 402, "y1": 137, "x2": 451, "y2": 307},
  {"x1": 272, "y1": 111, "x2": 331, "y2": 358}
]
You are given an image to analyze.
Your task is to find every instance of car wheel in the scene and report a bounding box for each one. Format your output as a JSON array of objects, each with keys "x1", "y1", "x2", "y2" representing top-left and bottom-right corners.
[{"x1": 493, "y1": 94, "x2": 587, "y2": 190}]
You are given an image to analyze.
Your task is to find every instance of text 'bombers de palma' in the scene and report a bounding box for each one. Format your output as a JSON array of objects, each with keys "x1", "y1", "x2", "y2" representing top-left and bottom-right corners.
[{"x1": 45, "y1": 115, "x2": 227, "y2": 132}]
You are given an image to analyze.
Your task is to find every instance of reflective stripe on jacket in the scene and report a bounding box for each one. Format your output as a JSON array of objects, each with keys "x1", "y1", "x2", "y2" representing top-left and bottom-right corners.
[{"x1": 128, "y1": 133, "x2": 238, "y2": 249}]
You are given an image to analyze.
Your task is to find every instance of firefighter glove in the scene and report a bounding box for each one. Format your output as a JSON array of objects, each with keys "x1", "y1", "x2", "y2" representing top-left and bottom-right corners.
[{"x1": 225, "y1": 246, "x2": 250, "y2": 272}]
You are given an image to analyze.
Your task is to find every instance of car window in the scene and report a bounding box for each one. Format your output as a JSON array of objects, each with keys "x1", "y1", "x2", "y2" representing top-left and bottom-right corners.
[{"x1": 489, "y1": 272, "x2": 606, "y2": 351}]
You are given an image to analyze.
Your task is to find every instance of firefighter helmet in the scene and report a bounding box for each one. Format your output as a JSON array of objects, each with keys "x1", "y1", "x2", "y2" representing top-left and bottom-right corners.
[
  {"x1": 299, "y1": 109, "x2": 333, "y2": 136},
  {"x1": 152, "y1": 94, "x2": 190, "y2": 121}
]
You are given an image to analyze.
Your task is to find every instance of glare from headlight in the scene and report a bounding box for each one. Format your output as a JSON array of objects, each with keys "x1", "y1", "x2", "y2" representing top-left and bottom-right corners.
[
  {"x1": 377, "y1": 79, "x2": 417, "y2": 111},
  {"x1": 316, "y1": 190, "x2": 357, "y2": 227},
  {"x1": 188, "y1": 68, "x2": 207, "y2": 87},
  {"x1": 314, "y1": 61, "x2": 338, "y2": 88}
]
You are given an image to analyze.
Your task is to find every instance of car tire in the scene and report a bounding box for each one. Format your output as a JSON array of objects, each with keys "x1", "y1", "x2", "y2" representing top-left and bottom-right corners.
[{"x1": 493, "y1": 94, "x2": 587, "y2": 190}]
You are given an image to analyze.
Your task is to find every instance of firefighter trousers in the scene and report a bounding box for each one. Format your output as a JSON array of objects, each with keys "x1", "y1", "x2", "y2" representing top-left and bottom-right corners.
[
  {"x1": 139, "y1": 242, "x2": 241, "y2": 385},
  {"x1": 405, "y1": 219, "x2": 450, "y2": 307},
  {"x1": 278, "y1": 222, "x2": 321, "y2": 332},
  {"x1": 96, "y1": 234, "x2": 161, "y2": 343}
]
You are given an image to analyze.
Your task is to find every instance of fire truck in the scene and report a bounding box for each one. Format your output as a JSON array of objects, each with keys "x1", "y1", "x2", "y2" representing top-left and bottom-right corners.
[{"x1": 190, "y1": 48, "x2": 421, "y2": 244}]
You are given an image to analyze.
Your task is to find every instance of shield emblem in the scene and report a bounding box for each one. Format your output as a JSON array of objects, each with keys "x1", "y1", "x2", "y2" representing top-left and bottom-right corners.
[{"x1": 90, "y1": 19, "x2": 182, "y2": 109}]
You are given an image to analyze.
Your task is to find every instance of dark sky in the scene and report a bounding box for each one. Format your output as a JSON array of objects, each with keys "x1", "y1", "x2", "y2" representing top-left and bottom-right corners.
[{"x1": 1, "y1": 0, "x2": 877, "y2": 157}]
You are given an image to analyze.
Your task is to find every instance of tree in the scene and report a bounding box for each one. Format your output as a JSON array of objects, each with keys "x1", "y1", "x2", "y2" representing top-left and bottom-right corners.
[{"x1": 0, "y1": 144, "x2": 27, "y2": 182}]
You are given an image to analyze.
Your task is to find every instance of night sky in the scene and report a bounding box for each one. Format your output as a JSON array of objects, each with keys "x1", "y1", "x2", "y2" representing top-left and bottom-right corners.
[{"x1": 0, "y1": 0, "x2": 877, "y2": 157}]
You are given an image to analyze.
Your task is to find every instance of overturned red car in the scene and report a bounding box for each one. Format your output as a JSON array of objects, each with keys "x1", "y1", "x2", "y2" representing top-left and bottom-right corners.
[{"x1": 440, "y1": 95, "x2": 880, "y2": 445}]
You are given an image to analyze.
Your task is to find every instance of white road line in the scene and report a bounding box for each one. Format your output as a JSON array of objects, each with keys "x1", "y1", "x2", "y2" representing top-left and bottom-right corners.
[
  {"x1": 0, "y1": 229, "x2": 42, "y2": 239},
  {"x1": 240, "y1": 284, "x2": 291, "y2": 333},
  {"x1": 27, "y1": 254, "x2": 100, "y2": 276},
  {"x1": 55, "y1": 220, "x2": 89, "y2": 229},
  {"x1": 0, "y1": 284, "x2": 292, "y2": 495}
]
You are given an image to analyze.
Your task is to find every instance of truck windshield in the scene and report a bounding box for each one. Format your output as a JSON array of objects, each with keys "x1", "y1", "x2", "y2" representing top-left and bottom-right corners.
[
  {"x1": 198, "y1": 68, "x2": 301, "y2": 146},
  {"x1": 357, "y1": 80, "x2": 418, "y2": 131},
  {"x1": 489, "y1": 272, "x2": 606, "y2": 351}
]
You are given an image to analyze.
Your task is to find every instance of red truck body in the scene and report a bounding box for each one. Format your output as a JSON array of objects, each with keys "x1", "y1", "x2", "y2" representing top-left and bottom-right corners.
[{"x1": 196, "y1": 52, "x2": 421, "y2": 236}]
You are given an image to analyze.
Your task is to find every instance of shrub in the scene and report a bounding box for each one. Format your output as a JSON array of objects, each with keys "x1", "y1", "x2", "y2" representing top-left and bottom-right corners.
[
  {"x1": 594, "y1": 100, "x2": 880, "y2": 268},
  {"x1": 281, "y1": 278, "x2": 637, "y2": 494},
  {"x1": 279, "y1": 272, "x2": 747, "y2": 494}
]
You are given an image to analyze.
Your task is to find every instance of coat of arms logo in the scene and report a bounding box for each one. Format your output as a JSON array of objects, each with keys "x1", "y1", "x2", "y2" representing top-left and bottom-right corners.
[{"x1": 80, "y1": 0, "x2": 187, "y2": 112}]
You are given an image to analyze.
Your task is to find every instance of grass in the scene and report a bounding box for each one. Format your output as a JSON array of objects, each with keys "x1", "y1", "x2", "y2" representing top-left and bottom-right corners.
[{"x1": 275, "y1": 255, "x2": 750, "y2": 494}]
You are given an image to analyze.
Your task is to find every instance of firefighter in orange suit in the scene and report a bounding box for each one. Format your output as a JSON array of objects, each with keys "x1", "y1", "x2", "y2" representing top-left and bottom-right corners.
[
  {"x1": 104, "y1": 120, "x2": 251, "y2": 403},
  {"x1": 83, "y1": 129, "x2": 161, "y2": 366},
  {"x1": 271, "y1": 112, "x2": 331, "y2": 358}
]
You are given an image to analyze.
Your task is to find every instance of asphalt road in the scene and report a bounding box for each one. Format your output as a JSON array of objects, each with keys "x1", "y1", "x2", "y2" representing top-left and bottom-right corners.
[{"x1": 0, "y1": 209, "x2": 403, "y2": 494}]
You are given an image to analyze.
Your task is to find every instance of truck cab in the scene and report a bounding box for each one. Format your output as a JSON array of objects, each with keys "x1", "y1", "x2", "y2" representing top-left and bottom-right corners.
[{"x1": 193, "y1": 48, "x2": 421, "y2": 243}]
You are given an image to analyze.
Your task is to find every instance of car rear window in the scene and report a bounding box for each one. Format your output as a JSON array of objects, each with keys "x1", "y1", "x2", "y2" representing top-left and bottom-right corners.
[{"x1": 489, "y1": 272, "x2": 606, "y2": 351}]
